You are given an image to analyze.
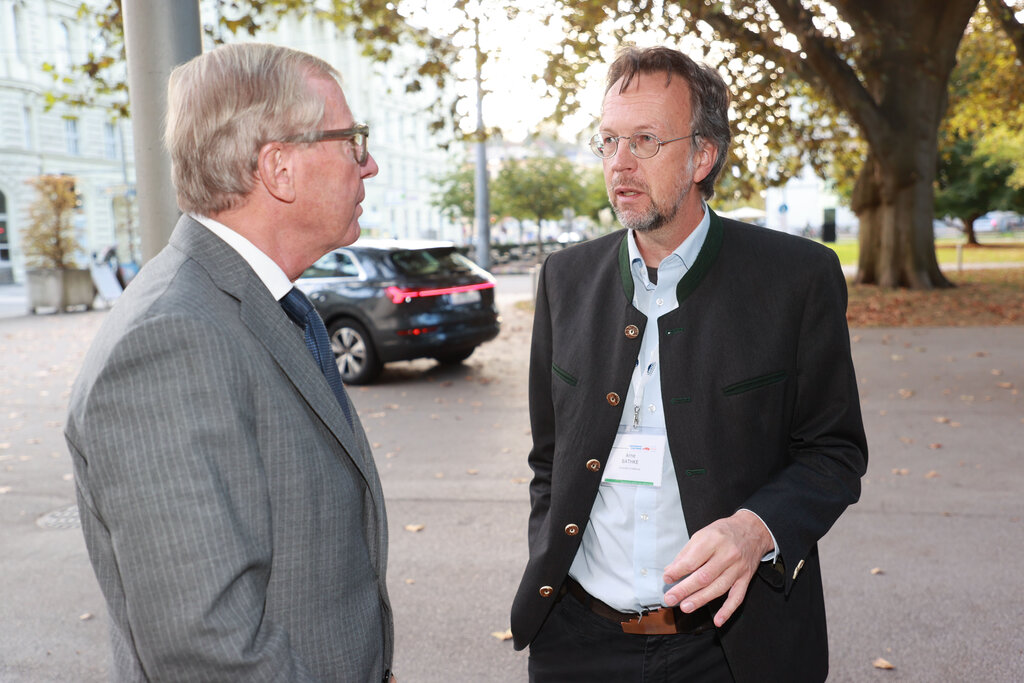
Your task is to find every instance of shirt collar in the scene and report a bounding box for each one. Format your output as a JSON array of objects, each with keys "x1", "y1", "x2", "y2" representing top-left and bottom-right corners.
[
  {"x1": 190, "y1": 213, "x2": 294, "y2": 300},
  {"x1": 626, "y1": 202, "x2": 711, "y2": 287}
]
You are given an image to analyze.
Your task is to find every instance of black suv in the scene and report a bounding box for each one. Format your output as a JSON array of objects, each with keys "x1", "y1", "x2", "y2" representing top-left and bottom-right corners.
[{"x1": 296, "y1": 240, "x2": 500, "y2": 384}]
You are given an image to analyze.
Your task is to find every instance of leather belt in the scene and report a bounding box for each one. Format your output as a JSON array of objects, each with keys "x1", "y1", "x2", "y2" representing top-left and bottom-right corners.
[{"x1": 563, "y1": 577, "x2": 715, "y2": 636}]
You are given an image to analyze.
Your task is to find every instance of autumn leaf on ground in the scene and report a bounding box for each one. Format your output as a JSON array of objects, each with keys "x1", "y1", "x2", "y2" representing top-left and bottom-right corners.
[
  {"x1": 511, "y1": 477, "x2": 529, "y2": 484},
  {"x1": 925, "y1": 470, "x2": 941, "y2": 479},
  {"x1": 928, "y1": 443, "x2": 942, "y2": 450},
  {"x1": 404, "y1": 578, "x2": 415, "y2": 585},
  {"x1": 872, "y1": 657, "x2": 895, "y2": 670},
  {"x1": 892, "y1": 468, "x2": 910, "y2": 476},
  {"x1": 996, "y1": 382, "x2": 1014, "y2": 389},
  {"x1": 933, "y1": 416, "x2": 950, "y2": 424},
  {"x1": 79, "y1": 613, "x2": 94, "y2": 621},
  {"x1": 870, "y1": 567, "x2": 884, "y2": 575},
  {"x1": 0, "y1": 486, "x2": 12, "y2": 494},
  {"x1": 898, "y1": 389, "x2": 914, "y2": 399},
  {"x1": 490, "y1": 628, "x2": 513, "y2": 641},
  {"x1": 466, "y1": 469, "x2": 479, "y2": 475},
  {"x1": 404, "y1": 524, "x2": 425, "y2": 533}
]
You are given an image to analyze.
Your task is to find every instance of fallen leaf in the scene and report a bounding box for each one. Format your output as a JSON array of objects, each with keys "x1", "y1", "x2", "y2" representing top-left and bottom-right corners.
[
  {"x1": 385, "y1": 452, "x2": 396, "y2": 459},
  {"x1": 971, "y1": 351, "x2": 988, "y2": 357},
  {"x1": 404, "y1": 524, "x2": 425, "y2": 533},
  {"x1": 899, "y1": 437, "x2": 913, "y2": 445},
  {"x1": 890, "y1": 354, "x2": 904, "y2": 362},
  {"x1": 434, "y1": 472, "x2": 444, "y2": 479},
  {"x1": 991, "y1": 369, "x2": 1003, "y2": 376},
  {"x1": 928, "y1": 443, "x2": 942, "y2": 450},
  {"x1": 878, "y1": 410, "x2": 887, "y2": 416},
  {"x1": 62, "y1": 473, "x2": 73, "y2": 481},
  {"x1": 898, "y1": 389, "x2": 914, "y2": 399},
  {"x1": 997, "y1": 382, "x2": 1014, "y2": 390},
  {"x1": 79, "y1": 613, "x2": 94, "y2": 621},
  {"x1": 925, "y1": 470, "x2": 941, "y2": 479},
  {"x1": 872, "y1": 657, "x2": 895, "y2": 670},
  {"x1": 933, "y1": 416, "x2": 950, "y2": 424},
  {"x1": 404, "y1": 578, "x2": 415, "y2": 585},
  {"x1": 372, "y1": 442, "x2": 382, "y2": 448},
  {"x1": 490, "y1": 628, "x2": 514, "y2": 641},
  {"x1": 870, "y1": 567, "x2": 884, "y2": 575},
  {"x1": 0, "y1": 486, "x2": 11, "y2": 494},
  {"x1": 511, "y1": 477, "x2": 529, "y2": 484},
  {"x1": 466, "y1": 469, "x2": 479, "y2": 475},
  {"x1": 891, "y1": 468, "x2": 910, "y2": 476}
]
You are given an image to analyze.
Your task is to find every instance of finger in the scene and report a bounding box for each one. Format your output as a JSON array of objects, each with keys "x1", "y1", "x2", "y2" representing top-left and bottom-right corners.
[
  {"x1": 712, "y1": 577, "x2": 752, "y2": 627},
  {"x1": 664, "y1": 560, "x2": 731, "y2": 608}
]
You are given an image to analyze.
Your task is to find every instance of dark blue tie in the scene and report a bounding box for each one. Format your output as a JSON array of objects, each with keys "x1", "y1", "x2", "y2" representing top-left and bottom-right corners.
[{"x1": 280, "y1": 287, "x2": 354, "y2": 428}]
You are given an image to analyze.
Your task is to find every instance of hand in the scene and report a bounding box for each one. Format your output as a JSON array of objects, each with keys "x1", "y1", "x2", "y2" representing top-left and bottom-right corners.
[{"x1": 661, "y1": 510, "x2": 773, "y2": 627}]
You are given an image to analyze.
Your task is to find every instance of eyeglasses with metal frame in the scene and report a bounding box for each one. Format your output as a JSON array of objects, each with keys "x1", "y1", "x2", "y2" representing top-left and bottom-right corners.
[
  {"x1": 589, "y1": 131, "x2": 700, "y2": 159},
  {"x1": 281, "y1": 124, "x2": 370, "y2": 165}
]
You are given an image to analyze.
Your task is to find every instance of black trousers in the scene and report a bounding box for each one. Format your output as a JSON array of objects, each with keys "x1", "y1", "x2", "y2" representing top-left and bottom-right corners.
[{"x1": 528, "y1": 592, "x2": 735, "y2": 683}]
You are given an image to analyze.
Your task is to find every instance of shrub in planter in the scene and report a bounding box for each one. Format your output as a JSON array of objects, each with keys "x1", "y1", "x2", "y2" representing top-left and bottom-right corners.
[{"x1": 21, "y1": 175, "x2": 94, "y2": 313}]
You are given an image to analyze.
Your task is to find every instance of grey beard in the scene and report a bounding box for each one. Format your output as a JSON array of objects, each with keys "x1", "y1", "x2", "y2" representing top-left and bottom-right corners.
[{"x1": 613, "y1": 203, "x2": 674, "y2": 233}]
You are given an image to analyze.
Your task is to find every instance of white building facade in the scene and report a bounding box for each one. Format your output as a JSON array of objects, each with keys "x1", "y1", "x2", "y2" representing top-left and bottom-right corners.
[{"x1": 0, "y1": 0, "x2": 457, "y2": 283}]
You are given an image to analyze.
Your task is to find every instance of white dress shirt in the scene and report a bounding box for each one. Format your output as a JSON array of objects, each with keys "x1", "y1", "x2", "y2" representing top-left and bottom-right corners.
[{"x1": 190, "y1": 213, "x2": 293, "y2": 300}]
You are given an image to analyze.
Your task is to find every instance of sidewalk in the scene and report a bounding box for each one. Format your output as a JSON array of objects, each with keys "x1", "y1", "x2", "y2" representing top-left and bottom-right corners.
[{"x1": 1, "y1": 285, "x2": 1022, "y2": 681}]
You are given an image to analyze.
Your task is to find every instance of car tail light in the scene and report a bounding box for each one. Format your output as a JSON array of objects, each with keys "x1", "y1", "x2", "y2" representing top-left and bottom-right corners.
[
  {"x1": 396, "y1": 326, "x2": 439, "y2": 337},
  {"x1": 385, "y1": 282, "x2": 494, "y2": 304}
]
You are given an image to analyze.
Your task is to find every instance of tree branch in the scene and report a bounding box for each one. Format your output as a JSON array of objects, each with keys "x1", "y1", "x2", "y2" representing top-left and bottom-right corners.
[{"x1": 985, "y1": 0, "x2": 1024, "y2": 61}]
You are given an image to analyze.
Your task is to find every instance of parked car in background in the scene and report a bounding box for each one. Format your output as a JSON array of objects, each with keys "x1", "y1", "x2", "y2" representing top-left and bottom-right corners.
[
  {"x1": 973, "y1": 211, "x2": 1024, "y2": 233},
  {"x1": 296, "y1": 240, "x2": 500, "y2": 384}
]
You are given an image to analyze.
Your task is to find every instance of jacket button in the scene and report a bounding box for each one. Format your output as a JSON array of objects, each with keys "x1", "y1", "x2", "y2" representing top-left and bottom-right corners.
[
  {"x1": 564, "y1": 523, "x2": 580, "y2": 536},
  {"x1": 606, "y1": 392, "x2": 620, "y2": 406},
  {"x1": 624, "y1": 324, "x2": 640, "y2": 339},
  {"x1": 586, "y1": 459, "x2": 601, "y2": 472},
  {"x1": 539, "y1": 585, "x2": 554, "y2": 598}
]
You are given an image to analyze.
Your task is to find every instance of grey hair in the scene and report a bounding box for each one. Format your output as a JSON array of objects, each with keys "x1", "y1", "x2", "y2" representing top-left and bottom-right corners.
[
  {"x1": 165, "y1": 43, "x2": 341, "y2": 214},
  {"x1": 605, "y1": 46, "x2": 731, "y2": 200}
]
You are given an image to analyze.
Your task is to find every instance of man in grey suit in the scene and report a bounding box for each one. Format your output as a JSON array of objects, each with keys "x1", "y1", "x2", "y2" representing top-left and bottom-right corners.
[{"x1": 65, "y1": 43, "x2": 394, "y2": 682}]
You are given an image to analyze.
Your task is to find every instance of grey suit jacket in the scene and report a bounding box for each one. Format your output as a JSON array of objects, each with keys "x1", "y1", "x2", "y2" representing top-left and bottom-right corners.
[
  {"x1": 511, "y1": 211, "x2": 867, "y2": 681},
  {"x1": 65, "y1": 216, "x2": 392, "y2": 682}
]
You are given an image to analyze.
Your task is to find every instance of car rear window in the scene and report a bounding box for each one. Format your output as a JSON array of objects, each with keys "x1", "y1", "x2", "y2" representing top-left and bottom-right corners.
[{"x1": 390, "y1": 248, "x2": 479, "y2": 276}]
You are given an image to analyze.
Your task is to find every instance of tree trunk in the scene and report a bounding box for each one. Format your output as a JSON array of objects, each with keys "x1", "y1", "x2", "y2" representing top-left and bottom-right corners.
[
  {"x1": 962, "y1": 215, "x2": 981, "y2": 245},
  {"x1": 853, "y1": 154, "x2": 952, "y2": 289}
]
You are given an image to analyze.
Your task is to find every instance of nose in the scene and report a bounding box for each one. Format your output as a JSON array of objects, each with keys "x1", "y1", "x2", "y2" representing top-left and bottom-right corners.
[
  {"x1": 361, "y1": 151, "x2": 379, "y2": 179},
  {"x1": 608, "y1": 138, "x2": 636, "y2": 172}
]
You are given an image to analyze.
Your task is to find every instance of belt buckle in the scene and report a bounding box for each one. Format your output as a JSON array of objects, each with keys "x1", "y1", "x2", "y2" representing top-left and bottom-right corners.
[{"x1": 620, "y1": 606, "x2": 678, "y2": 635}]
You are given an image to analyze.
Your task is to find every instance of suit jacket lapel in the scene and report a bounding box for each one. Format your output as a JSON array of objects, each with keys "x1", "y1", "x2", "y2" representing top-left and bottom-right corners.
[{"x1": 167, "y1": 216, "x2": 381, "y2": 494}]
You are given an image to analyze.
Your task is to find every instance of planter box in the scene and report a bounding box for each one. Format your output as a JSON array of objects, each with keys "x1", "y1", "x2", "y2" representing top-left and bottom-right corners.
[{"x1": 26, "y1": 268, "x2": 96, "y2": 313}]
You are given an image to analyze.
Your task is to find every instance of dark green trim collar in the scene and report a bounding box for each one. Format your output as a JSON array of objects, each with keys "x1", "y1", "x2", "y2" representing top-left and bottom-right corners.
[{"x1": 617, "y1": 209, "x2": 724, "y2": 305}]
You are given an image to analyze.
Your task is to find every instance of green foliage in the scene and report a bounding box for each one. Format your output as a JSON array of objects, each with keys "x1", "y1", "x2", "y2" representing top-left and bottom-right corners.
[
  {"x1": 430, "y1": 165, "x2": 477, "y2": 223},
  {"x1": 936, "y1": 5, "x2": 1024, "y2": 237},
  {"x1": 21, "y1": 176, "x2": 84, "y2": 270},
  {"x1": 575, "y1": 165, "x2": 611, "y2": 222},
  {"x1": 491, "y1": 156, "x2": 582, "y2": 224}
]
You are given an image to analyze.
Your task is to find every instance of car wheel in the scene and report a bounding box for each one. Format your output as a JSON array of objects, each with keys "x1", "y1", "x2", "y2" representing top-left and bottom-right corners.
[
  {"x1": 327, "y1": 318, "x2": 382, "y2": 385},
  {"x1": 434, "y1": 347, "x2": 476, "y2": 365}
]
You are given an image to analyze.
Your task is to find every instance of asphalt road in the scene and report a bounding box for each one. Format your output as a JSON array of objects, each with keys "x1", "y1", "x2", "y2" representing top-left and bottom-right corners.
[{"x1": 1, "y1": 274, "x2": 1022, "y2": 681}]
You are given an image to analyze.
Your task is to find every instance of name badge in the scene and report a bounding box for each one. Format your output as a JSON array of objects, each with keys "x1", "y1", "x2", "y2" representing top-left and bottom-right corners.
[{"x1": 602, "y1": 432, "x2": 665, "y2": 487}]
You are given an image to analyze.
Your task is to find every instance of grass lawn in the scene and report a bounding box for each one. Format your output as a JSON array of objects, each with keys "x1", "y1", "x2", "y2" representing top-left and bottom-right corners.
[{"x1": 823, "y1": 234, "x2": 1024, "y2": 267}]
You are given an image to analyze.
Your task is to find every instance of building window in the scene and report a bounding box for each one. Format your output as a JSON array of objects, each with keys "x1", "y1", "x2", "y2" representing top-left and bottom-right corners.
[
  {"x1": 0, "y1": 190, "x2": 9, "y2": 262},
  {"x1": 56, "y1": 22, "x2": 72, "y2": 72},
  {"x1": 12, "y1": 5, "x2": 25, "y2": 62},
  {"x1": 23, "y1": 107, "x2": 33, "y2": 149},
  {"x1": 104, "y1": 122, "x2": 118, "y2": 159},
  {"x1": 65, "y1": 118, "x2": 80, "y2": 155}
]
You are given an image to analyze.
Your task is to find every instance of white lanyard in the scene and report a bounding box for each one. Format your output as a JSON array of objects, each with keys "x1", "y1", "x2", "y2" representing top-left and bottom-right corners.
[{"x1": 629, "y1": 344, "x2": 659, "y2": 430}]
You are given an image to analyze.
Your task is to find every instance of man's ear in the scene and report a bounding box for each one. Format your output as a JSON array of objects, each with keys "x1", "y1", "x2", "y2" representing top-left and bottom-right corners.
[
  {"x1": 691, "y1": 139, "x2": 717, "y2": 186},
  {"x1": 256, "y1": 142, "x2": 296, "y2": 203}
]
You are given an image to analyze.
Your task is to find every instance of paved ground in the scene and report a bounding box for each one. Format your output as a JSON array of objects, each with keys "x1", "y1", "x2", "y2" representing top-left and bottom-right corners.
[{"x1": 1, "y1": 274, "x2": 1022, "y2": 681}]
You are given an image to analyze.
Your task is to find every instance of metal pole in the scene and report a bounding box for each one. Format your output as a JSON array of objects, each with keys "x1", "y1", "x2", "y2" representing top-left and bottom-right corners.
[
  {"x1": 122, "y1": 0, "x2": 202, "y2": 263},
  {"x1": 472, "y1": 16, "x2": 491, "y2": 270}
]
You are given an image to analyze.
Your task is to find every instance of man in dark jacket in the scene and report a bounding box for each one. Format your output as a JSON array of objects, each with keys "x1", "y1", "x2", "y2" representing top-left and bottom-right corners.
[{"x1": 511, "y1": 45, "x2": 867, "y2": 682}]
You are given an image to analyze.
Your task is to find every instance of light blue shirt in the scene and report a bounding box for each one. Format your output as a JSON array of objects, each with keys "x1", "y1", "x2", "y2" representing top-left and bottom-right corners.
[{"x1": 568, "y1": 207, "x2": 711, "y2": 613}]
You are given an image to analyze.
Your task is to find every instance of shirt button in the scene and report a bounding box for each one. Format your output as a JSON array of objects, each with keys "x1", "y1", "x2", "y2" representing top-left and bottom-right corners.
[
  {"x1": 640, "y1": 513, "x2": 649, "y2": 522},
  {"x1": 606, "y1": 392, "x2": 620, "y2": 406},
  {"x1": 648, "y1": 404, "x2": 656, "y2": 414},
  {"x1": 640, "y1": 568, "x2": 648, "y2": 576},
  {"x1": 656, "y1": 298, "x2": 664, "y2": 306}
]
